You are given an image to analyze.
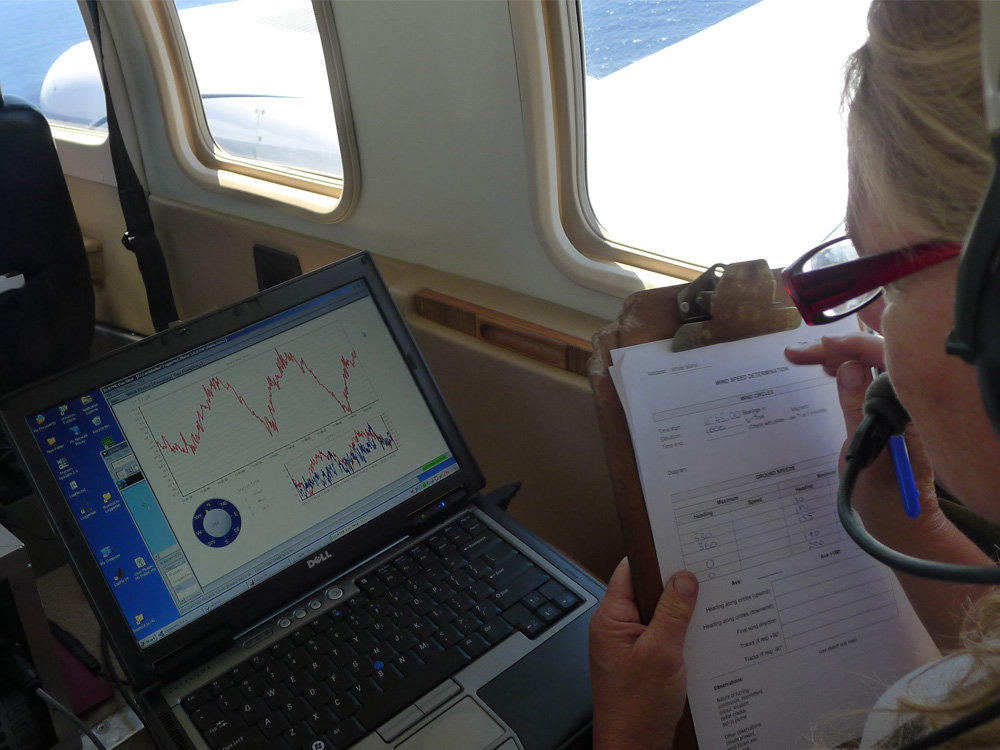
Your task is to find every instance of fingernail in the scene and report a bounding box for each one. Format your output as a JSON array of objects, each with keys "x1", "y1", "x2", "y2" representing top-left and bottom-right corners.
[
  {"x1": 838, "y1": 361, "x2": 867, "y2": 389},
  {"x1": 672, "y1": 573, "x2": 697, "y2": 598}
]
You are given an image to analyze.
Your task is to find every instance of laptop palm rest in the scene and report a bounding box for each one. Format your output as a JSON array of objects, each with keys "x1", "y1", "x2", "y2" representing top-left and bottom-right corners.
[
  {"x1": 397, "y1": 697, "x2": 503, "y2": 749},
  {"x1": 477, "y1": 609, "x2": 594, "y2": 749}
]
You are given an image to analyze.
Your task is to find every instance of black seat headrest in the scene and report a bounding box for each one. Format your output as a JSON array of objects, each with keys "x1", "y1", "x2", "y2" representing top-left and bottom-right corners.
[{"x1": 0, "y1": 96, "x2": 95, "y2": 393}]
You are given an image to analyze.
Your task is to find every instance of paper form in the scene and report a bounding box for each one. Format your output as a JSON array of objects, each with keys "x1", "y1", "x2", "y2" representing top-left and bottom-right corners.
[{"x1": 611, "y1": 320, "x2": 938, "y2": 750}]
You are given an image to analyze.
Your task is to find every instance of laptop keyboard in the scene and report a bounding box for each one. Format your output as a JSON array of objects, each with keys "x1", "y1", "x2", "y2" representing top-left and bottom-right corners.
[{"x1": 181, "y1": 513, "x2": 582, "y2": 750}]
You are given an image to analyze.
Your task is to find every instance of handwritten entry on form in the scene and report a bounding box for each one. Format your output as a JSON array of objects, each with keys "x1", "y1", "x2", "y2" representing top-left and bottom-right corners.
[{"x1": 610, "y1": 319, "x2": 937, "y2": 750}]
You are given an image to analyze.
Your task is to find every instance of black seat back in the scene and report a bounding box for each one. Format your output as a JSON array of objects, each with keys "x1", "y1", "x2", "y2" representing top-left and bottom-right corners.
[{"x1": 0, "y1": 91, "x2": 95, "y2": 393}]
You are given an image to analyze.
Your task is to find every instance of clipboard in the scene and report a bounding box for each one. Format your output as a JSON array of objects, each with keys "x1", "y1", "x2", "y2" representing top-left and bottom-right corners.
[{"x1": 587, "y1": 260, "x2": 801, "y2": 750}]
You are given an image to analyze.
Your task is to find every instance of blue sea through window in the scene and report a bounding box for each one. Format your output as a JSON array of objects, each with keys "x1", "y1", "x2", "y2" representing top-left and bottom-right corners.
[
  {"x1": 0, "y1": 0, "x2": 226, "y2": 127},
  {"x1": 0, "y1": 0, "x2": 101, "y2": 120},
  {"x1": 581, "y1": 0, "x2": 762, "y2": 79}
]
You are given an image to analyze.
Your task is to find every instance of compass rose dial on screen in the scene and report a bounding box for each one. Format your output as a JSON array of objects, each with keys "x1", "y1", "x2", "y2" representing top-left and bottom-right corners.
[{"x1": 192, "y1": 498, "x2": 241, "y2": 547}]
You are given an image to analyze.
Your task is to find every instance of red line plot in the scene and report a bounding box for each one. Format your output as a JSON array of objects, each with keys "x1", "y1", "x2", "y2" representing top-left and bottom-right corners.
[
  {"x1": 138, "y1": 322, "x2": 377, "y2": 494},
  {"x1": 155, "y1": 349, "x2": 359, "y2": 457}
]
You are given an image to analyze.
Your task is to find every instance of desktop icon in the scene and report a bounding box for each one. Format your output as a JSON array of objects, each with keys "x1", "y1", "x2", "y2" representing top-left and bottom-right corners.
[
  {"x1": 46, "y1": 437, "x2": 56, "y2": 446},
  {"x1": 134, "y1": 614, "x2": 144, "y2": 625},
  {"x1": 35, "y1": 414, "x2": 45, "y2": 425},
  {"x1": 69, "y1": 481, "x2": 78, "y2": 490},
  {"x1": 58, "y1": 405, "x2": 68, "y2": 416},
  {"x1": 103, "y1": 492, "x2": 112, "y2": 502},
  {"x1": 114, "y1": 568, "x2": 124, "y2": 580},
  {"x1": 91, "y1": 416, "x2": 102, "y2": 426},
  {"x1": 135, "y1": 557, "x2": 147, "y2": 569},
  {"x1": 101, "y1": 546, "x2": 111, "y2": 558},
  {"x1": 81, "y1": 395, "x2": 93, "y2": 405},
  {"x1": 102, "y1": 438, "x2": 115, "y2": 448},
  {"x1": 56, "y1": 458, "x2": 69, "y2": 470},
  {"x1": 69, "y1": 425, "x2": 80, "y2": 436}
]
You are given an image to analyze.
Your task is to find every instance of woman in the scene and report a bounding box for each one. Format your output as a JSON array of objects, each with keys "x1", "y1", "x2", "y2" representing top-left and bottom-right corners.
[{"x1": 589, "y1": 2, "x2": 1000, "y2": 747}]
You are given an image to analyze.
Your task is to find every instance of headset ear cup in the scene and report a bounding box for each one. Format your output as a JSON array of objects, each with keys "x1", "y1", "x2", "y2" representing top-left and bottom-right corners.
[{"x1": 977, "y1": 267, "x2": 1000, "y2": 435}]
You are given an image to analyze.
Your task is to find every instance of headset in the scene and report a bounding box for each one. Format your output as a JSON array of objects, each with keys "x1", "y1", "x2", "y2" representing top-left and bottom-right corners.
[
  {"x1": 949, "y1": 2, "x2": 1000, "y2": 430},
  {"x1": 836, "y1": 4, "x2": 1000, "y2": 747}
]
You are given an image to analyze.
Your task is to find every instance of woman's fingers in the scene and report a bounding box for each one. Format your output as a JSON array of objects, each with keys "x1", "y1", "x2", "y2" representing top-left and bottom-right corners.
[
  {"x1": 785, "y1": 333, "x2": 885, "y2": 376},
  {"x1": 590, "y1": 562, "x2": 699, "y2": 750}
]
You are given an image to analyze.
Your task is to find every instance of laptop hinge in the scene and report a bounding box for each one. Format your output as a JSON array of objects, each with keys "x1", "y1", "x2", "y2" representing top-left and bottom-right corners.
[
  {"x1": 408, "y1": 488, "x2": 469, "y2": 532},
  {"x1": 154, "y1": 626, "x2": 234, "y2": 683}
]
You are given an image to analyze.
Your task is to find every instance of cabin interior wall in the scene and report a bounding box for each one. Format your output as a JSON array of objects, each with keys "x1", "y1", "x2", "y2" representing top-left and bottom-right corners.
[
  {"x1": 63, "y1": 175, "x2": 154, "y2": 335},
  {"x1": 99, "y1": 0, "x2": 625, "y2": 322},
  {"x1": 410, "y1": 322, "x2": 625, "y2": 582}
]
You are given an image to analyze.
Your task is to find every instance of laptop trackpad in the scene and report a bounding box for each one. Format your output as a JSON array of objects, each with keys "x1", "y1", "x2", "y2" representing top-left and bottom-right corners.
[{"x1": 397, "y1": 697, "x2": 503, "y2": 749}]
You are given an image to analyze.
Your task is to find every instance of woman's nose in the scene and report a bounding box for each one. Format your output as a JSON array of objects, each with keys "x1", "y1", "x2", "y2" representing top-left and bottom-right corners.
[{"x1": 857, "y1": 296, "x2": 885, "y2": 333}]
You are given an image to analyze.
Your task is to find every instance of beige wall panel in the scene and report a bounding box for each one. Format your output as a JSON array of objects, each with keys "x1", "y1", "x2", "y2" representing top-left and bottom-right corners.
[
  {"x1": 65, "y1": 175, "x2": 154, "y2": 335},
  {"x1": 148, "y1": 199, "x2": 418, "y2": 319},
  {"x1": 409, "y1": 321, "x2": 624, "y2": 582}
]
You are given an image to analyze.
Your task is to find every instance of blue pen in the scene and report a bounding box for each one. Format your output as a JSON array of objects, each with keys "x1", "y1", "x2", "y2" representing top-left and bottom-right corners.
[
  {"x1": 888, "y1": 434, "x2": 921, "y2": 518},
  {"x1": 869, "y1": 364, "x2": 921, "y2": 518}
]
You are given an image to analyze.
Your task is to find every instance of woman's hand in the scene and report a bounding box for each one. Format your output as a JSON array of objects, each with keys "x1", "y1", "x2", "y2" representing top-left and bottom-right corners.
[
  {"x1": 785, "y1": 332, "x2": 992, "y2": 650},
  {"x1": 590, "y1": 558, "x2": 698, "y2": 750}
]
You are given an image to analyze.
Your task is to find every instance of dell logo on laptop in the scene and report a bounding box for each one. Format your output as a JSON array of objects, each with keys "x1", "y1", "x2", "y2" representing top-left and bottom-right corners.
[{"x1": 306, "y1": 551, "x2": 332, "y2": 569}]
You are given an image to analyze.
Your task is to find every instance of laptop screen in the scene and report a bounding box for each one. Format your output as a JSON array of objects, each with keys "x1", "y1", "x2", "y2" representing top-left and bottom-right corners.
[{"x1": 22, "y1": 278, "x2": 456, "y2": 650}]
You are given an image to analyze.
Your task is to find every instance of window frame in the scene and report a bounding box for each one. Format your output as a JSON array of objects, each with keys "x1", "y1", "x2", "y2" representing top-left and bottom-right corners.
[
  {"x1": 517, "y1": 1, "x2": 708, "y2": 285},
  {"x1": 130, "y1": 0, "x2": 359, "y2": 222}
]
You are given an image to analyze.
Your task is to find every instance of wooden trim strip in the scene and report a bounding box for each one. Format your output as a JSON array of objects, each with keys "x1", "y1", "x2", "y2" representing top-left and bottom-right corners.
[{"x1": 413, "y1": 289, "x2": 593, "y2": 377}]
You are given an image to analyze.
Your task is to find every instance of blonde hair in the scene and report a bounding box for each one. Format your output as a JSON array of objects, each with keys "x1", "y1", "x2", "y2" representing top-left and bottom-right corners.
[
  {"x1": 845, "y1": 0, "x2": 991, "y2": 244},
  {"x1": 844, "y1": 2, "x2": 1000, "y2": 746}
]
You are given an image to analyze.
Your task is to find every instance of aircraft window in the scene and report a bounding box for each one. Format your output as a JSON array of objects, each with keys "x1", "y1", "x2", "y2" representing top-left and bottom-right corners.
[
  {"x1": 172, "y1": 0, "x2": 343, "y2": 180},
  {"x1": 131, "y1": 0, "x2": 358, "y2": 221},
  {"x1": 0, "y1": 0, "x2": 107, "y2": 132},
  {"x1": 542, "y1": 0, "x2": 871, "y2": 281}
]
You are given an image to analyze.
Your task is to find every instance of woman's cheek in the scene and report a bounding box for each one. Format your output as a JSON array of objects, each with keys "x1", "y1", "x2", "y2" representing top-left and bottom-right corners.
[{"x1": 875, "y1": 299, "x2": 922, "y2": 413}]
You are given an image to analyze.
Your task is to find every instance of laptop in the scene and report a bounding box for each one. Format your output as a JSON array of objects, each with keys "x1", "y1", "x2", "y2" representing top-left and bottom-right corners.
[{"x1": 1, "y1": 251, "x2": 602, "y2": 750}]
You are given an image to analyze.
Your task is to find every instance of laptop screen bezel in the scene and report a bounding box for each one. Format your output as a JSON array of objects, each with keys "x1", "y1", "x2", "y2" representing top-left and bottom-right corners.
[{"x1": 0, "y1": 252, "x2": 485, "y2": 687}]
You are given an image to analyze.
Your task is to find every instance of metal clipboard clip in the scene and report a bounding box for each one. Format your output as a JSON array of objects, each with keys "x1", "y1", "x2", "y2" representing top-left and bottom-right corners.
[{"x1": 672, "y1": 259, "x2": 802, "y2": 352}]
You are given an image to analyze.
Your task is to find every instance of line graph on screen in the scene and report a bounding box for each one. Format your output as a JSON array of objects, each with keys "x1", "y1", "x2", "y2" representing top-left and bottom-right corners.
[
  {"x1": 139, "y1": 321, "x2": 377, "y2": 494},
  {"x1": 286, "y1": 417, "x2": 397, "y2": 500}
]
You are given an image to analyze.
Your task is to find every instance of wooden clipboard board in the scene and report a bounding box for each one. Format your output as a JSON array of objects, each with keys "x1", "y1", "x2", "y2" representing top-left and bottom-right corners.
[{"x1": 587, "y1": 260, "x2": 801, "y2": 750}]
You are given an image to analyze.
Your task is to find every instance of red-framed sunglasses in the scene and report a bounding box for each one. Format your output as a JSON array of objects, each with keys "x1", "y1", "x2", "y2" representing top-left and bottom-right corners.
[{"x1": 782, "y1": 235, "x2": 963, "y2": 325}]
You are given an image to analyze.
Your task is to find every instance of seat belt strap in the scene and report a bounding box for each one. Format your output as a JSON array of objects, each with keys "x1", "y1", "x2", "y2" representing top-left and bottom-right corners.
[{"x1": 86, "y1": 0, "x2": 179, "y2": 332}]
